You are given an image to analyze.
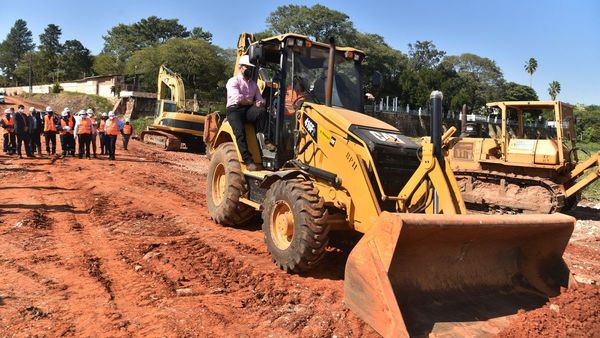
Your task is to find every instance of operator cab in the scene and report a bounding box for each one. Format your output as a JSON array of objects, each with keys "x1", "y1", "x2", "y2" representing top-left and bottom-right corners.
[{"x1": 246, "y1": 34, "x2": 366, "y2": 170}]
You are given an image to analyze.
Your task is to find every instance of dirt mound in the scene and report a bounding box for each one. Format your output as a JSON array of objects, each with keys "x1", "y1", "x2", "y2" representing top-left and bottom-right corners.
[
  {"x1": 497, "y1": 284, "x2": 600, "y2": 337},
  {"x1": 20, "y1": 93, "x2": 114, "y2": 113},
  {"x1": 15, "y1": 210, "x2": 53, "y2": 229}
]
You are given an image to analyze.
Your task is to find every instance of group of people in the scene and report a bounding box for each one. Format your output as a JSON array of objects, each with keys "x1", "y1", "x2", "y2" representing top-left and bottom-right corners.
[{"x1": 2, "y1": 105, "x2": 133, "y2": 161}]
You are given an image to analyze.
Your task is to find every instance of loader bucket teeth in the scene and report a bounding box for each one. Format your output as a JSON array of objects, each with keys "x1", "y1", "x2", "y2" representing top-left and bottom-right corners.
[{"x1": 344, "y1": 212, "x2": 575, "y2": 337}]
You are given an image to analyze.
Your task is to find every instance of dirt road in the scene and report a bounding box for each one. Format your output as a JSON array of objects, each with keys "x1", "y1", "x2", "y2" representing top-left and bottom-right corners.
[{"x1": 0, "y1": 95, "x2": 598, "y2": 337}]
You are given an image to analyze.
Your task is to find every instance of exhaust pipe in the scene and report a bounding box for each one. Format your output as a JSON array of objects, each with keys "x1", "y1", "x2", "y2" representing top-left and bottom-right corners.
[
  {"x1": 430, "y1": 91, "x2": 443, "y2": 213},
  {"x1": 325, "y1": 37, "x2": 336, "y2": 107}
]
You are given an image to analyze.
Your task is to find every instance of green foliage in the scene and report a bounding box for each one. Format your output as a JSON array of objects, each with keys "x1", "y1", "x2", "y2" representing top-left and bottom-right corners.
[
  {"x1": 92, "y1": 53, "x2": 124, "y2": 75},
  {"x1": 524, "y1": 57, "x2": 538, "y2": 87},
  {"x1": 502, "y1": 82, "x2": 539, "y2": 101},
  {"x1": 575, "y1": 105, "x2": 600, "y2": 143},
  {"x1": 408, "y1": 41, "x2": 446, "y2": 70},
  {"x1": 548, "y1": 81, "x2": 561, "y2": 100},
  {"x1": 51, "y1": 82, "x2": 63, "y2": 93},
  {"x1": 61, "y1": 39, "x2": 93, "y2": 80},
  {"x1": 0, "y1": 19, "x2": 35, "y2": 84},
  {"x1": 102, "y1": 16, "x2": 190, "y2": 63},
  {"x1": 131, "y1": 117, "x2": 154, "y2": 133},
  {"x1": 190, "y1": 27, "x2": 213, "y2": 43},
  {"x1": 266, "y1": 4, "x2": 357, "y2": 44},
  {"x1": 125, "y1": 38, "x2": 229, "y2": 101}
]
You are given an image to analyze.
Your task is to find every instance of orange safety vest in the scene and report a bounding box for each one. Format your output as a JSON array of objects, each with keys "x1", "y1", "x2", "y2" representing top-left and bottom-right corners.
[
  {"x1": 99, "y1": 120, "x2": 106, "y2": 133},
  {"x1": 105, "y1": 119, "x2": 119, "y2": 136},
  {"x1": 284, "y1": 86, "x2": 304, "y2": 115},
  {"x1": 78, "y1": 118, "x2": 91, "y2": 134},
  {"x1": 60, "y1": 116, "x2": 74, "y2": 135},
  {"x1": 2, "y1": 117, "x2": 14, "y2": 134},
  {"x1": 44, "y1": 115, "x2": 57, "y2": 132},
  {"x1": 122, "y1": 124, "x2": 132, "y2": 135}
]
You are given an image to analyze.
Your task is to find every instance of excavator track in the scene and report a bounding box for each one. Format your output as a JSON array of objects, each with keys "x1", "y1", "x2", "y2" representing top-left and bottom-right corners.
[
  {"x1": 140, "y1": 130, "x2": 182, "y2": 151},
  {"x1": 455, "y1": 169, "x2": 566, "y2": 214}
]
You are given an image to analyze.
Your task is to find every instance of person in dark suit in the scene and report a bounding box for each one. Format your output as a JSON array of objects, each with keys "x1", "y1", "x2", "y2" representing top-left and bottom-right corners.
[
  {"x1": 28, "y1": 107, "x2": 43, "y2": 156},
  {"x1": 14, "y1": 105, "x2": 33, "y2": 158}
]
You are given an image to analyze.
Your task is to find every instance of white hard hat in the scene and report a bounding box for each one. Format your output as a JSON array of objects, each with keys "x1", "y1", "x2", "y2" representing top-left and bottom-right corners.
[
  {"x1": 61, "y1": 111, "x2": 68, "y2": 117},
  {"x1": 108, "y1": 111, "x2": 115, "y2": 118},
  {"x1": 64, "y1": 107, "x2": 71, "y2": 113},
  {"x1": 29, "y1": 107, "x2": 35, "y2": 112},
  {"x1": 86, "y1": 108, "x2": 94, "y2": 115},
  {"x1": 238, "y1": 55, "x2": 255, "y2": 67},
  {"x1": 78, "y1": 110, "x2": 85, "y2": 116},
  {"x1": 4, "y1": 108, "x2": 10, "y2": 114},
  {"x1": 125, "y1": 117, "x2": 130, "y2": 122},
  {"x1": 102, "y1": 112, "x2": 108, "y2": 117},
  {"x1": 46, "y1": 106, "x2": 53, "y2": 112}
]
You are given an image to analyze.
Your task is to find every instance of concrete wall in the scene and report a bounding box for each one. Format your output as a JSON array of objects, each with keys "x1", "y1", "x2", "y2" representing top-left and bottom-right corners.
[{"x1": 0, "y1": 76, "x2": 122, "y2": 98}]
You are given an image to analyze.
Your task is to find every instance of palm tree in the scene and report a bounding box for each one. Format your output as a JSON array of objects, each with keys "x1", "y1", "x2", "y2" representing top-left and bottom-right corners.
[
  {"x1": 524, "y1": 58, "x2": 538, "y2": 88},
  {"x1": 548, "y1": 81, "x2": 561, "y2": 100}
]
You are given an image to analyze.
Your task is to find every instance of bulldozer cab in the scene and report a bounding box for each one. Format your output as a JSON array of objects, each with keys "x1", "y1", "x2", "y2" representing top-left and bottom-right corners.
[
  {"x1": 244, "y1": 34, "x2": 366, "y2": 169},
  {"x1": 488, "y1": 101, "x2": 577, "y2": 166}
]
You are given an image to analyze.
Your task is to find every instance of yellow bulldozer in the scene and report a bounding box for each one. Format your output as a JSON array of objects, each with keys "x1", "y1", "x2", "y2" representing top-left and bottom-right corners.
[
  {"x1": 204, "y1": 33, "x2": 576, "y2": 337},
  {"x1": 140, "y1": 65, "x2": 207, "y2": 151},
  {"x1": 448, "y1": 101, "x2": 599, "y2": 213}
]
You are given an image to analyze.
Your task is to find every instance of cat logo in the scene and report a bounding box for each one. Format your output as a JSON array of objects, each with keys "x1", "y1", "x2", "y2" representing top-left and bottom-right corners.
[{"x1": 303, "y1": 115, "x2": 318, "y2": 141}]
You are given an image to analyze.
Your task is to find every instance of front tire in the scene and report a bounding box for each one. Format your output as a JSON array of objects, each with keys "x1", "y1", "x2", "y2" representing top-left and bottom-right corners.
[
  {"x1": 262, "y1": 178, "x2": 330, "y2": 273},
  {"x1": 206, "y1": 142, "x2": 255, "y2": 226}
]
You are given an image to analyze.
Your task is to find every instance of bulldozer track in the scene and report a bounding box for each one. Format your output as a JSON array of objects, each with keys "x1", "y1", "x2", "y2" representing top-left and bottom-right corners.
[
  {"x1": 455, "y1": 169, "x2": 566, "y2": 214},
  {"x1": 141, "y1": 130, "x2": 182, "y2": 151}
]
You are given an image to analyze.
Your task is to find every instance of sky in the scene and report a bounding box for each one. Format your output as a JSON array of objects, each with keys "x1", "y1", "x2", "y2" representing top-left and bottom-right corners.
[{"x1": 1, "y1": 0, "x2": 598, "y2": 104}]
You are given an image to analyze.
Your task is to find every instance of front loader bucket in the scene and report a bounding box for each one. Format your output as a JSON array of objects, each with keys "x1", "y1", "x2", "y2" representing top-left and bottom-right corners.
[{"x1": 344, "y1": 213, "x2": 575, "y2": 337}]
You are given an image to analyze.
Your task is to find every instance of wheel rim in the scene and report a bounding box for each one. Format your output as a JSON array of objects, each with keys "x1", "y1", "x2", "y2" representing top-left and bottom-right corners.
[
  {"x1": 212, "y1": 163, "x2": 226, "y2": 205},
  {"x1": 270, "y1": 201, "x2": 294, "y2": 250}
]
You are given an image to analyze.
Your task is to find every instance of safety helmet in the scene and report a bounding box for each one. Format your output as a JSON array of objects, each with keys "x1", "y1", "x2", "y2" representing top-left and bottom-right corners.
[
  {"x1": 46, "y1": 106, "x2": 53, "y2": 112},
  {"x1": 29, "y1": 107, "x2": 36, "y2": 113},
  {"x1": 61, "y1": 111, "x2": 68, "y2": 117},
  {"x1": 108, "y1": 111, "x2": 115, "y2": 118},
  {"x1": 64, "y1": 107, "x2": 71, "y2": 114},
  {"x1": 4, "y1": 108, "x2": 10, "y2": 114},
  {"x1": 86, "y1": 108, "x2": 94, "y2": 116},
  {"x1": 102, "y1": 112, "x2": 108, "y2": 117},
  {"x1": 125, "y1": 117, "x2": 130, "y2": 122}
]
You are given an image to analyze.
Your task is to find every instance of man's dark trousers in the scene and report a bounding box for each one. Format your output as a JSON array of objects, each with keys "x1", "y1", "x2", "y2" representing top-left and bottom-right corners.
[{"x1": 226, "y1": 104, "x2": 269, "y2": 164}]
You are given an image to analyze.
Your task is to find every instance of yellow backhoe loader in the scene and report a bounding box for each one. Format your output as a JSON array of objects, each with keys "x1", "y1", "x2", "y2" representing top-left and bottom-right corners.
[
  {"x1": 204, "y1": 33, "x2": 576, "y2": 337},
  {"x1": 140, "y1": 65, "x2": 207, "y2": 151},
  {"x1": 448, "y1": 101, "x2": 599, "y2": 213}
]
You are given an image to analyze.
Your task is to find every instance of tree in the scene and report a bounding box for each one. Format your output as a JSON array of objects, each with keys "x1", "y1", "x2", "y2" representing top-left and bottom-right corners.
[
  {"x1": 408, "y1": 40, "x2": 446, "y2": 70},
  {"x1": 61, "y1": 39, "x2": 93, "y2": 80},
  {"x1": 39, "y1": 24, "x2": 62, "y2": 56},
  {"x1": 102, "y1": 16, "x2": 190, "y2": 63},
  {"x1": 38, "y1": 24, "x2": 63, "y2": 83},
  {"x1": 0, "y1": 19, "x2": 35, "y2": 84},
  {"x1": 92, "y1": 53, "x2": 124, "y2": 75},
  {"x1": 190, "y1": 27, "x2": 213, "y2": 43},
  {"x1": 548, "y1": 81, "x2": 561, "y2": 100},
  {"x1": 266, "y1": 4, "x2": 357, "y2": 44},
  {"x1": 443, "y1": 53, "x2": 505, "y2": 108},
  {"x1": 502, "y1": 82, "x2": 538, "y2": 101},
  {"x1": 125, "y1": 38, "x2": 229, "y2": 101},
  {"x1": 524, "y1": 57, "x2": 538, "y2": 88}
]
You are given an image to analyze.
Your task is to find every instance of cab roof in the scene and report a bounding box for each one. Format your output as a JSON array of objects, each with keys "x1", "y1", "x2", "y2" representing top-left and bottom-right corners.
[
  {"x1": 486, "y1": 101, "x2": 573, "y2": 110},
  {"x1": 258, "y1": 33, "x2": 365, "y2": 55}
]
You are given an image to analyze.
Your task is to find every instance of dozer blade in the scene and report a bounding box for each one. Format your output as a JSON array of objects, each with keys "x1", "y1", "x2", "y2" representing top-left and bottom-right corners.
[{"x1": 344, "y1": 212, "x2": 575, "y2": 337}]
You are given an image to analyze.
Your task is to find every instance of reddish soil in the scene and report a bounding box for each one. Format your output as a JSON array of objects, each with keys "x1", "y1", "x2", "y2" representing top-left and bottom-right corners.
[{"x1": 1, "y1": 95, "x2": 599, "y2": 337}]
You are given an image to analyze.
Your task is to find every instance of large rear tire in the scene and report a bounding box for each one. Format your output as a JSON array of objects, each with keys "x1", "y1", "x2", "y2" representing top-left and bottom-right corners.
[
  {"x1": 206, "y1": 142, "x2": 255, "y2": 226},
  {"x1": 262, "y1": 178, "x2": 330, "y2": 273}
]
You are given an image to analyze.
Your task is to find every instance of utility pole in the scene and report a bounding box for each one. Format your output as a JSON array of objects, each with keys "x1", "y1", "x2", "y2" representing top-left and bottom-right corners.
[{"x1": 29, "y1": 53, "x2": 33, "y2": 94}]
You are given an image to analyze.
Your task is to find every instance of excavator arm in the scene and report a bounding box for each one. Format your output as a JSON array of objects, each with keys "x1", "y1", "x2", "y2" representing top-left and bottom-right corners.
[{"x1": 158, "y1": 65, "x2": 186, "y2": 111}]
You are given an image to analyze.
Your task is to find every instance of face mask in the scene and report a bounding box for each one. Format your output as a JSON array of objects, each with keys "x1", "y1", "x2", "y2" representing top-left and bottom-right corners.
[{"x1": 243, "y1": 68, "x2": 253, "y2": 78}]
